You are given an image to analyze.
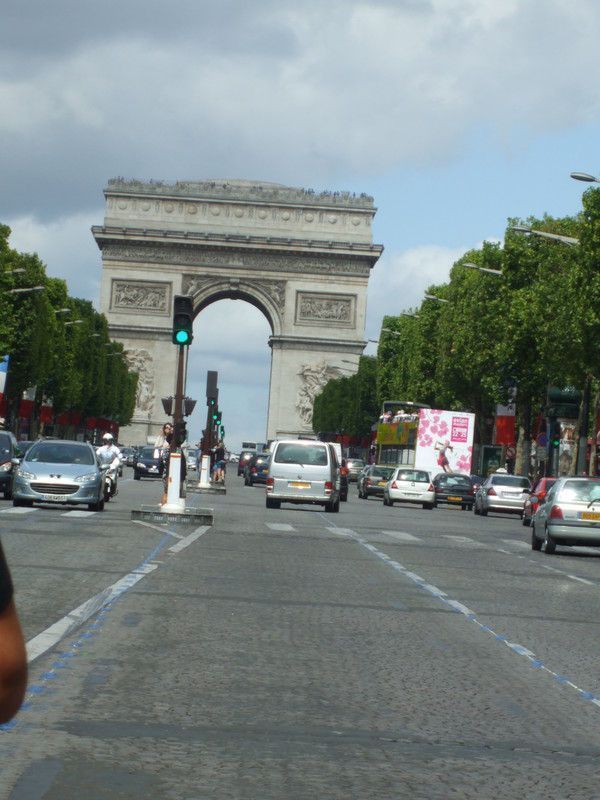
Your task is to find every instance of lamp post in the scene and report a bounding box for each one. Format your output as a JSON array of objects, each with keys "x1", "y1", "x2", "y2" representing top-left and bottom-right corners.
[
  {"x1": 5, "y1": 285, "x2": 45, "y2": 295},
  {"x1": 462, "y1": 262, "x2": 503, "y2": 277},
  {"x1": 64, "y1": 320, "x2": 84, "y2": 327},
  {"x1": 510, "y1": 224, "x2": 579, "y2": 246},
  {"x1": 424, "y1": 293, "x2": 449, "y2": 303}
]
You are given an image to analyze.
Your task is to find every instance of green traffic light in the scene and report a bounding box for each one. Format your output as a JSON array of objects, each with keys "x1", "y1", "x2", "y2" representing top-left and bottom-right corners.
[{"x1": 175, "y1": 330, "x2": 190, "y2": 344}]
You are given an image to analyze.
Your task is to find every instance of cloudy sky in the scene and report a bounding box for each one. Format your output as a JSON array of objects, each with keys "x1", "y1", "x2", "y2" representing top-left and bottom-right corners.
[{"x1": 2, "y1": 0, "x2": 600, "y2": 450}]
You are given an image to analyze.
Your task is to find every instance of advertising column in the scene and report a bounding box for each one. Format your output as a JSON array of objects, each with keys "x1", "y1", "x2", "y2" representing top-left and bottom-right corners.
[{"x1": 415, "y1": 409, "x2": 475, "y2": 475}]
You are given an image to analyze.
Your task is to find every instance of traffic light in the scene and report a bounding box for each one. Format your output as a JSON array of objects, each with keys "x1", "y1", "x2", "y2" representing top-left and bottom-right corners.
[
  {"x1": 549, "y1": 421, "x2": 561, "y2": 449},
  {"x1": 215, "y1": 412, "x2": 222, "y2": 426},
  {"x1": 174, "y1": 420, "x2": 187, "y2": 447},
  {"x1": 220, "y1": 425, "x2": 225, "y2": 437},
  {"x1": 172, "y1": 295, "x2": 194, "y2": 345},
  {"x1": 211, "y1": 406, "x2": 219, "y2": 422}
]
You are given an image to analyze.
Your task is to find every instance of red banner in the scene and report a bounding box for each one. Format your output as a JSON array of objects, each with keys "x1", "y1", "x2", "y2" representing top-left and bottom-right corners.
[
  {"x1": 495, "y1": 415, "x2": 516, "y2": 446},
  {"x1": 18, "y1": 399, "x2": 35, "y2": 419},
  {"x1": 55, "y1": 412, "x2": 70, "y2": 426},
  {"x1": 39, "y1": 405, "x2": 54, "y2": 424}
]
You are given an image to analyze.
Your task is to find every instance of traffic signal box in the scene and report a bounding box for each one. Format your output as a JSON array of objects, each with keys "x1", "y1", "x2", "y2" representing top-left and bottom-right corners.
[
  {"x1": 174, "y1": 420, "x2": 187, "y2": 448},
  {"x1": 172, "y1": 295, "x2": 194, "y2": 345}
]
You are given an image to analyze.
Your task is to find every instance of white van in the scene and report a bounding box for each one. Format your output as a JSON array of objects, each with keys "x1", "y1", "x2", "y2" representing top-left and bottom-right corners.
[{"x1": 266, "y1": 439, "x2": 341, "y2": 512}]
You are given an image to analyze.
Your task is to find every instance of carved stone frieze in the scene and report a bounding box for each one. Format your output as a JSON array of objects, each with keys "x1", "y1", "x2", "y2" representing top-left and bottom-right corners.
[
  {"x1": 102, "y1": 243, "x2": 371, "y2": 277},
  {"x1": 125, "y1": 348, "x2": 155, "y2": 417},
  {"x1": 295, "y1": 292, "x2": 355, "y2": 327},
  {"x1": 111, "y1": 280, "x2": 170, "y2": 314},
  {"x1": 181, "y1": 274, "x2": 286, "y2": 315},
  {"x1": 296, "y1": 361, "x2": 343, "y2": 427}
]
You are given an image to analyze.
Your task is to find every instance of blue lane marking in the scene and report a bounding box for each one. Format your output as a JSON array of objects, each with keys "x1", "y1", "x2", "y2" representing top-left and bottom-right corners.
[
  {"x1": 322, "y1": 515, "x2": 600, "y2": 711},
  {"x1": 1, "y1": 529, "x2": 175, "y2": 734}
]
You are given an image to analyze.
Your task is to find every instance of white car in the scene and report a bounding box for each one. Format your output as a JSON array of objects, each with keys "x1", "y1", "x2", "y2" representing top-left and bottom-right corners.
[{"x1": 383, "y1": 467, "x2": 435, "y2": 510}]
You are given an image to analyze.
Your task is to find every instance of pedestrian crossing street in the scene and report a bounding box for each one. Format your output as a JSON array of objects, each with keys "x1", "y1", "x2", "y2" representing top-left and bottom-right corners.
[{"x1": 0, "y1": 507, "x2": 98, "y2": 518}]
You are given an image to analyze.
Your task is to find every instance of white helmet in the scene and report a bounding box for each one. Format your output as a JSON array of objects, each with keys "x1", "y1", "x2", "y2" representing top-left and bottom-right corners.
[{"x1": 102, "y1": 433, "x2": 114, "y2": 442}]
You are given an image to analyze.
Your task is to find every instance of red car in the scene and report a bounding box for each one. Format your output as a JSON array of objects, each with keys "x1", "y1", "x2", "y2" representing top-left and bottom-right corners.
[{"x1": 522, "y1": 477, "x2": 556, "y2": 526}]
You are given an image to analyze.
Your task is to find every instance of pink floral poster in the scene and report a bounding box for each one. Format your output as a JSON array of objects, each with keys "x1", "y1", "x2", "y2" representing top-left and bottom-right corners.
[{"x1": 415, "y1": 409, "x2": 475, "y2": 476}]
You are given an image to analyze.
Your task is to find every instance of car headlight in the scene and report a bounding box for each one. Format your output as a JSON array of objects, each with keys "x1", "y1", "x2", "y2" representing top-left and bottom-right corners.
[
  {"x1": 136, "y1": 462, "x2": 146, "y2": 469},
  {"x1": 0, "y1": 462, "x2": 12, "y2": 473},
  {"x1": 74, "y1": 473, "x2": 98, "y2": 483},
  {"x1": 16, "y1": 468, "x2": 36, "y2": 480}
]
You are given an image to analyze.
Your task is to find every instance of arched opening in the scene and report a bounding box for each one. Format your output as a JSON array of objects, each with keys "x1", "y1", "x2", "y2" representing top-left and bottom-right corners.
[{"x1": 186, "y1": 299, "x2": 272, "y2": 455}]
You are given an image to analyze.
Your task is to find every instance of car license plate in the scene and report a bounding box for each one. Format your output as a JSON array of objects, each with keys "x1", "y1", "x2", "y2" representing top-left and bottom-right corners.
[
  {"x1": 581, "y1": 511, "x2": 600, "y2": 521},
  {"x1": 289, "y1": 481, "x2": 310, "y2": 489},
  {"x1": 41, "y1": 494, "x2": 66, "y2": 502},
  {"x1": 447, "y1": 495, "x2": 462, "y2": 502},
  {"x1": 149, "y1": 466, "x2": 158, "y2": 473}
]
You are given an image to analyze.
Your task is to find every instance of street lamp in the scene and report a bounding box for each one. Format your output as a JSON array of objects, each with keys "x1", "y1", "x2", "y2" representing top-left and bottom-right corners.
[
  {"x1": 510, "y1": 225, "x2": 579, "y2": 246},
  {"x1": 5, "y1": 269, "x2": 25, "y2": 275},
  {"x1": 570, "y1": 172, "x2": 600, "y2": 184},
  {"x1": 462, "y1": 262, "x2": 503, "y2": 277},
  {"x1": 5, "y1": 285, "x2": 45, "y2": 295},
  {"x1": 381, "y1": 327, "x2": 405, "y2": 336},
  {"x1": 64, "y1": 319, "x2": 84, "y2": 326},
  {"x1": 424, "y1": 293, "x2": 449, "y2": 303},
  {"x1": 54, "y1": 308, "x2": 71, "y2": 315}
]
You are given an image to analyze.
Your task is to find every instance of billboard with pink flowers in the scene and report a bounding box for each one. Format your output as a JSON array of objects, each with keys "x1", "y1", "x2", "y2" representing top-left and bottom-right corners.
[{"x1": 415, "y1": 409, "x2": 475, "y2": 476}]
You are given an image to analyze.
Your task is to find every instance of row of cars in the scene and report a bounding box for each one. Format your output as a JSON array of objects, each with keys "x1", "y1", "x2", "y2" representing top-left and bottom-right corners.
[{"x1": 355, "y1": 461, "x2": 600, "y2": 555}]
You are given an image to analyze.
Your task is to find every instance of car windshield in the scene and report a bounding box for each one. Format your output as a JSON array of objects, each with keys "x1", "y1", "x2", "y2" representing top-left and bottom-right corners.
[
  {"x1": 559, "y1": 480, "x2": 600, "y2": 504},
  {"x1": 275, "y1": 443, "x2": 328, "y2": 466},
  {"x1": 396, "y1": 469, "x2": 430, "y2": 483},
  {"x1": 348, "y1": 460, "x2": 364, "y2": 467},
  {"x1": 27, "y1": 442, "x2": 95, "y2": 465},
  {"x1": 140, "y1": 447, "x2": 158, "y2": 459},
  {"x1": 491, "y1": 476, "x2": 530, "y2": 488},
  {"x1": 0, "y1": 434, "x2": 11, "y2": 458}
]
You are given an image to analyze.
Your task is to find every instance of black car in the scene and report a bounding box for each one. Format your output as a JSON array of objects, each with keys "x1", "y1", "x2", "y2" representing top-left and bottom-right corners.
[
  {"x1": 0, "y1": 431, "x2": 20, "y2": 500},
  {"x1": 121, "y1": 447, "x2": 136, "y2": 467},
  {"x1": 432, "y1": 473, "x2": 474, "y2": 510},
  {"x1": 237, "y1": 450, "x2": 256, "y2": 477},
  {"x1": 244, "y1": 454, "x2": 271, "y2": 486},
  {"x1": 133, "y1": 446, "x2": 164, "y2": 480},
  {"x1": 358, "y1": 465, "x2": 395, "y2": 499}
]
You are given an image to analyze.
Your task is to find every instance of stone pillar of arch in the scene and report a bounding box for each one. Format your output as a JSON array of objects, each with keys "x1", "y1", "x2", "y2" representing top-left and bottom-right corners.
[{"x1": 93, "y1": 179, "x2": 383, "y2": 446}]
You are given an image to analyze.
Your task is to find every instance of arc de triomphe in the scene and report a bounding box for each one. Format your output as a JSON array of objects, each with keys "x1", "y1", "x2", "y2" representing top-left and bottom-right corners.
[{"x1": 93, "y1": 179, "x2": 383, "y2": 446}]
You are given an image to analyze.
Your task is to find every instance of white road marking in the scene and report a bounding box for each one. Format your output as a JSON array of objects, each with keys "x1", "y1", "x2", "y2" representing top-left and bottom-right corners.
[
  {"x1": 26, "y1": 563, "x2": 158, "y2": 663},
  {"x1": 501, "y1": 539, "x2": 529, "y2": 548},
  {"x1": 168, "y1": 525, "x2": 210, "y2": 553},
  {"x1": 266, "y1": 523, "x2": 295, "y2": 531},
  {"x1": 61, "y1": 510, "x2": 96, "y2": 518},
  {"x1": 443, "y1": 535, "x2": 476, "y2": 544},
  {"x1": 326, "y1": 523, "x2": 600, "y2": 709},
  {"x1": 0, "y1": 507, "x2": 37, "y2": 515},
  {"x1": 382, "y1": 531, "x2": 420, "y2": 542},
  {"x1": 326, "y1": 527, "x2": 355, "y2": 536},
  {"x1": 567, "y1": 574, "x2": 594, "y2": 586},
  {"x1": 134, "y1": 520, "x2": 184, "y2": 539}
]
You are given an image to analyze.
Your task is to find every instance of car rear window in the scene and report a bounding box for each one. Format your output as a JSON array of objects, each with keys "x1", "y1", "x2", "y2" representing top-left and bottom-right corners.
[
  {"x1": 275, "y1": 443, "x2": 328, "y2": 466},
  {"x1": 491, "y1": 476, "x2": 530, "y2": 488},
  {"x1": 559, "y1": 480, "x2": 600, "y2": 503},
  {"x1": 27, "y1": 442, "x2": 95, "y2": 465},
  {"x1": 140, "y1": 447, "x2": 158, "y2": 459},
  {"x1": 348, "y1": 460, "x2": 364, "y2": 467},
  {"x1": 396, "y1": 470, "x2": 430, "y2": 483},
  {"x1": 372, "y1": 467, "x2": 395, "y2": 479}
]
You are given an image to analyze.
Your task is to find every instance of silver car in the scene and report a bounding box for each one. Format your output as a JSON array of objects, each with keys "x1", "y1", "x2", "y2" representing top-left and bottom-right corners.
[
  {"x1": 531, "y1": 477, "x2": 600, "y2": 554},
  {"x1": 474, "y1": 473, "x2": 531, "y2": 516},
  {"x1": 346, "y1": 458, "x2": 365, "y2": 482},
  {"x1": 12, "y1": 440, "x2": 105, "y2": 511},
  {"x1": 266, "y1": 439, "x2": 340, "y2": 512}
]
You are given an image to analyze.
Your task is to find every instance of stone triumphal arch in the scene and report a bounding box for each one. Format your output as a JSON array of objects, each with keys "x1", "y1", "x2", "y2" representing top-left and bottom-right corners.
[{"x1": 93, "y1": 179, "x2": 383, "y2": 446}]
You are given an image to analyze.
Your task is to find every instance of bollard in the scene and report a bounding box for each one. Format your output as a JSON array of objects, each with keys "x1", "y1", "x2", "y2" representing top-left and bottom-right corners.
[
  {"x1": 198, "y1": 454, "x2": 212, "y2": 489},
  {"x1": 162, "y1": 452, "x2": 185, "y2": 513}
]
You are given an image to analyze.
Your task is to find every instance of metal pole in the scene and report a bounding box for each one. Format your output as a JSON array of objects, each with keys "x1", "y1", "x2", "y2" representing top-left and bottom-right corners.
[
  {"x1": 576, "y1": 377, "x2": 591, "y2": 475},
  {"x1": 163, "y1": 344, "x2": 186, "y2": 511}
]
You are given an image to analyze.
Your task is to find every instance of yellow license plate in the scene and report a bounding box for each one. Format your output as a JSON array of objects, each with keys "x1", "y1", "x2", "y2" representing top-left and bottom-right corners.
[
  {"x1": 289, "y1": 481, "x2": 310, "y2": 489},
  {"x1": 378, "y1": 481, "x2": 387, "y2": 486},
  {"x1": 581, "y1": 511, "x2": 600, "y2": 521},
  {"x1": 447, "y1": 496, "x2": 462, "y2": 502}
]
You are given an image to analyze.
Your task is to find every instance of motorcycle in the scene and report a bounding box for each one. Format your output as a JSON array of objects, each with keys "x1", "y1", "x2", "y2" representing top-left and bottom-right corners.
[{"x1": 101, "y1": 461, "x2": 119, "y2": 503}]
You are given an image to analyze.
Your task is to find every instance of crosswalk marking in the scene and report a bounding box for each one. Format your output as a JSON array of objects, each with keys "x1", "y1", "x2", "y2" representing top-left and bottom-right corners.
[
  {"x1": 442, "y1": 535, "x2": 477, "y2": 544},
  {"x1": 0, "y1": 507, "x2": 38, "y2": 515},
  {"x1": 382, "y1": 531, "x2": 420, "y2": 542},
  {"x1": 61, "y1": 510, "x2": 97, "y2": 518},
  {"x1": 501, "y1": 539, "x2": 529, "y2": 549},
  {"x1": 265, "y1": 523, "x2": 295, "y2": 531}
]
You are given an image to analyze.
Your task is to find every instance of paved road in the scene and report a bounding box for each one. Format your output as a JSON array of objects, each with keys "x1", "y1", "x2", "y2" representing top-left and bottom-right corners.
[{"x1": 1, "y1": 471, "x2": 600, "y2": 798}]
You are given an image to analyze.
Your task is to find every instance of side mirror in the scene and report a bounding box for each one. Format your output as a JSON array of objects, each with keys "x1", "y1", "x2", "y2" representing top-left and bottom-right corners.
[{"x1": 11, "y1": 457, "x2": 20, "y2": 466}]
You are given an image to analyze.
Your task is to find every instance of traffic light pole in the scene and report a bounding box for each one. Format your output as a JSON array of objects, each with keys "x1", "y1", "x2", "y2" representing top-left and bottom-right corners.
[{"x1": 163, "y1": 344, "x2": 187, "y2": 512}]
